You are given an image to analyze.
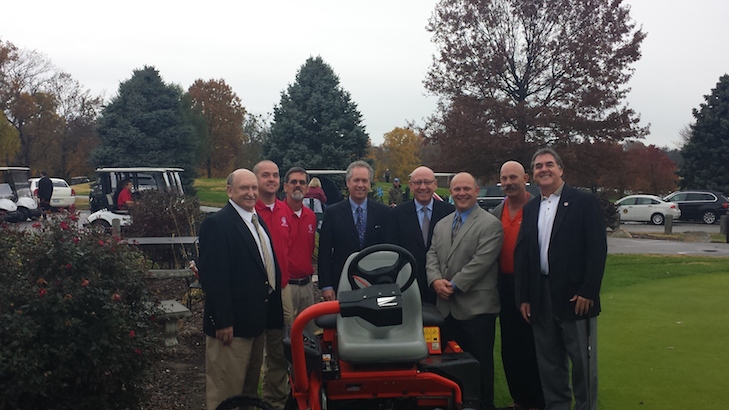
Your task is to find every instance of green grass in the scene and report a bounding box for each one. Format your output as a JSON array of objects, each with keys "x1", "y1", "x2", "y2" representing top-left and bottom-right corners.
[
  {"x1": 597, "y1": 255, "x2": 729, "y2": 408},
  {"x1": 193, "y1": 178, "x2": 228, "y2": 206},
  {"x1": 492, "y1": 255, "x2": 729, "y2": 408}
]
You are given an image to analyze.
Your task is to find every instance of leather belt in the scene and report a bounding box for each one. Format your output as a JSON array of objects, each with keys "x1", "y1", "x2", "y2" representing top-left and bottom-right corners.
[{"x1": 288, "y1": 276, "x2": 311, "y2": 286}]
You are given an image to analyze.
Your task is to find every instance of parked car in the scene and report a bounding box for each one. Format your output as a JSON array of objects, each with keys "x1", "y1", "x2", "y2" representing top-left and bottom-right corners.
[
  {"x1": 477, "y1": 184, "x2": 541, "y2": 211},
  {"x1": 70, "y1": 176, "x2": 90, "y2": 185},
  {"x1": 0, "y1": 167, "x2": 40, "y2": 222},
  {"x1": 663, "y1": 190, "x2": 729, "y2": 224},
  {"x1": 615, "y1": 194, "x2": 680, "y2": 225},
  {"x1": 29, "y1": 177, "x2": 77, "y2": 211}
]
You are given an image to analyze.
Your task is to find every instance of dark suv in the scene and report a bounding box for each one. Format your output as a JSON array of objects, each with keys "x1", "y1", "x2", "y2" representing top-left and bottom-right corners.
[
  {"x1": 663, "y1": 190, "x2": 729, "y2": 224},
  {"x1": 477, "y1": 184, "x2": 541, "y2": 211}
]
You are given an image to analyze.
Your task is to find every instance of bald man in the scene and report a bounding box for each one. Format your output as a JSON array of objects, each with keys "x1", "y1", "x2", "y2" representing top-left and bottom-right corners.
[
  {"x1": 426, "y1": 172, "x2": 503, "y2": 410},
  {"x1": 491, "y1": 161, "x2": 544, "y2": 410},
  {"x1": 198, "y1": 169, "x2": 283, "y2": 409},
  {"x1": 387, "y1": 166, "x2": 453, "y2": 304}
]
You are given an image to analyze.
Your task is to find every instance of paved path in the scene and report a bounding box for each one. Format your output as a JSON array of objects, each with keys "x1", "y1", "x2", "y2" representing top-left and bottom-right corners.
[{"x1": 608, "y1": 237, "x2": 729, "y2": 257}]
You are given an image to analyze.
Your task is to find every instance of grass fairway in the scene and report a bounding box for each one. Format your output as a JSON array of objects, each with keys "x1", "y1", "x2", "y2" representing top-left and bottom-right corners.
[
  {"x1": 193, "y1": 178, "x2": 228, "y2": 206},
  {"x1": 599, "y1": 255, "x2": 729, "y2": 408}
]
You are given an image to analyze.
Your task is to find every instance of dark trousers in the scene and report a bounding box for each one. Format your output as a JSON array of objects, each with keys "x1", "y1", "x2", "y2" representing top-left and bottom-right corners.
[
  {"x1": 533, "y1": 276, "x2": 598, "y2": 410},
  {"x1": 442, "y1": 313, "x2": 497, "y2": 410},
  {"x1": 499, "y1": 273, "x2": 545, "y2": 409}
]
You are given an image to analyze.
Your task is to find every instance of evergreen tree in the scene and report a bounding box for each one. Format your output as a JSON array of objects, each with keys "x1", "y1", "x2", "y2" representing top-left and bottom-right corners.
[
  {"x1": 92, "y1": 66, "x2": 198, "y2": 189},
  {"x1": 264, "y1": 56, "x2": 369, "y2": 171},
  {"x1": 679, "y1": 74, "x2": 729, "y2": 193}
]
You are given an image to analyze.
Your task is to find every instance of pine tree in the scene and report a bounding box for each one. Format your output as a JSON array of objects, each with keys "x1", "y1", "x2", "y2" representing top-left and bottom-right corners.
[
  {"x1": 264, "y1": 56, "x2": 369, "y2": 171},
  {"x1": 92, "y1": 66, "x2": 198, "y2": 188},
  {"x1": 679, "y1": 74, "x2": 729, "y2": 193}
]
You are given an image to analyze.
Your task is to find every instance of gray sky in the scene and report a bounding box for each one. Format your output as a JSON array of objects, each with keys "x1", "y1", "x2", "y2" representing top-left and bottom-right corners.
[{"x1": 3, "y1": 0, "x2": 728, "y2": 148}]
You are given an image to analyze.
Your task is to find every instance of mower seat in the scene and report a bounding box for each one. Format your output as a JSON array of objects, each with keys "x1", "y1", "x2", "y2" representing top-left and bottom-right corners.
[{"x1": 336, "y1": 249, "x2": 428, "y2": 364}]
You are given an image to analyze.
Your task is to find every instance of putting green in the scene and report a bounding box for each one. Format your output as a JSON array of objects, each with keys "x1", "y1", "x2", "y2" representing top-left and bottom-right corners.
[{"x1": 600, "y1": 272, "x2": 729, "y2": 408}]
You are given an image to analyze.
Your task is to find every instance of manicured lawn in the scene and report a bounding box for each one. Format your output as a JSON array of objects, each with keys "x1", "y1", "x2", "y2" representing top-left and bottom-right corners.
[
  {"x1": 193, "y1": 178, "x2": 228, "y2": 206},
  {"x1": 492, "y1": 254, "x2": 729, "y2": 408}
]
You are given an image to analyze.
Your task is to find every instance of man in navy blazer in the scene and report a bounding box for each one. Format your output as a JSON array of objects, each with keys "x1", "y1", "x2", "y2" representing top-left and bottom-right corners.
[
  {"x1": 198, "y1": 169, "x2": 283, "y2": 409},
  {"x1": 387, "y1": 166, "x2": 453, "y2": 304},
  {"x1": 515, "y1": 148, "x2": 607, "y2": 410},
  {"x1": 317, "y1": 160, "x2": 389, "y2": 300}
]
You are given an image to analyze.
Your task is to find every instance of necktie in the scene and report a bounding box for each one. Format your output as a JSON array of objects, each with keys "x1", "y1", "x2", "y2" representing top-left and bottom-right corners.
[
  {"x1": 355, "y1": 206, "x2": 366, "y2": 248},
  {"x1": 452, "y1": 214, "x2": 462, "y2": 243},
  {"x1": 421, "y1": 207, "x2": 430, "y2": 245},
  {"x1": 251, "y1": 214, "x2": 276, "y2": 290}
]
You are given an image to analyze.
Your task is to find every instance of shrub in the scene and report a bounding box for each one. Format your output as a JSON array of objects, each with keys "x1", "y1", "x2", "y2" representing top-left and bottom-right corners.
[
  {"x1": 0, "y1": 214, "x2": 160, "y2": 409},
  {"x1": 597, "y1": 191, "x2": 619, "y2": 230},
  {"x1": 126, "y1": 191, "x2": 205, "y2": 238}
]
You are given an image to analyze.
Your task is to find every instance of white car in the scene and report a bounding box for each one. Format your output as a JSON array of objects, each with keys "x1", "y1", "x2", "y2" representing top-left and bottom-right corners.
[
  {"x1": 615, "y1": 194, "x2": 681, "y2": 225},
  {"x1": 29, "y1": 177, "x2": 77, "y2": 210}
]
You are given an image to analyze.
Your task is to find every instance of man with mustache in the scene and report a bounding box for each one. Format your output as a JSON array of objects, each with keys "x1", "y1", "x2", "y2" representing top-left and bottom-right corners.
[
  {"x1": 254, "y1": 160, "x2": 293, "y2": 410},
  {"x1": 198, "y1": 169, "x2": 282, "y2": 409},
  {"x1": 491, "y1": 161, "x2": 544, "y2": 410},
  {"x1": 283, "y1": 167, "x2": 318, "y2": 331},
  {"x1": 318, "y1": 160, "x2": 389, "y2": 300},
  {"x1": 515, "y1": 148, "x2": 607, "y2": 410}
]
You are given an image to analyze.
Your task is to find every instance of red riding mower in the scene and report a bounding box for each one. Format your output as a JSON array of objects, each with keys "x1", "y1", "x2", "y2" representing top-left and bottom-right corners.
[{"x1": 216, "y1": 244, "x2": 481, "y2": 410}]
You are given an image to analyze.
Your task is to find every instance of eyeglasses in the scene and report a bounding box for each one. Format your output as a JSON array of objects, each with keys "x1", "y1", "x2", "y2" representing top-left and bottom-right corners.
[
  {"x1": 410, "y1": 179, "x2": 436, "y2": 186},
  {"x1": 287, "y1": 179, "x2": 308, "y2": 186}
]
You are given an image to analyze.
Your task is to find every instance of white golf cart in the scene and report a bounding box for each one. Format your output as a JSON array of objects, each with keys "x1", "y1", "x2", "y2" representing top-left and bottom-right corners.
[
  {"x1": 85, "y1": 167, "x2": 185, "y2": 229},
  {"x1": 0, "y1": 167, "x2": 41, "y2": 222}
]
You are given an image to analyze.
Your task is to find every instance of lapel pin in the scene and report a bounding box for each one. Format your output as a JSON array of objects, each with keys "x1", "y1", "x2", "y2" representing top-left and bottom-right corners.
[{"x1": 563, "y1": 202, "x2": 569, "y2": 207}]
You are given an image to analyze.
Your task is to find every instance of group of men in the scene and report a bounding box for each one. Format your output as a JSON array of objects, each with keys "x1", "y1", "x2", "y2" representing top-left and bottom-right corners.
[{"x1": 198, "y1": 147, "x2": 607, "y2": 410}]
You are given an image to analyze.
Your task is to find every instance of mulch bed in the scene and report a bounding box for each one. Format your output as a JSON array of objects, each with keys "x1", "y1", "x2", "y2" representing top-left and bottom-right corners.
[{"x1": 142, "y1": 278, "x2": 206, "y2": 409}]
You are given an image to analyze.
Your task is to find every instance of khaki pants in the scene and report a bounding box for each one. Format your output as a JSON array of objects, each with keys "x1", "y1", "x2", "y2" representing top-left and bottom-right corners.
[
  {"x1": 205, "y1": 334, "x2": 264, "y2": 410},
  {"x1": 261, "y1": 285, "x2": 294, "y2": 409},
  {"x1": 289, "y1": 278, "x2": 317, "y2": 333}
]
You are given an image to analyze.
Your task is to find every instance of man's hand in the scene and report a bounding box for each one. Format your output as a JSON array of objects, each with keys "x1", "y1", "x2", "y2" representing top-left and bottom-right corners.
[
  {"x1": 570, "y1": 295, "x2": 594, "y2": 316},
  {"x1": 215, "y1": 326, "x2": 233, "y2": 346},
  {"x1": 433, "y1": 279, "x2": 454, "y2": 300},
  {"x1": 520, "y1": 303, "x2": 531, "y2": 323},
  {"x1": 322, "y1": 289, "x2": 336, "y2": 301}
]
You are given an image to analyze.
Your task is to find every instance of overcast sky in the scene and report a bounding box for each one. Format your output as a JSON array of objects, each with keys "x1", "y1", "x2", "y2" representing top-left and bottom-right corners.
[{"x1": 3, "y1": 0, "x2": 728, "y2": 149}]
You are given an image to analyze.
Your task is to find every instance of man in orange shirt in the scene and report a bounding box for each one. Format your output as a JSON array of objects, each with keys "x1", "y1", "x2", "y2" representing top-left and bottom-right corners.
[{"x1": 491, "y1": 161, "x2": 544, "y2": 410}]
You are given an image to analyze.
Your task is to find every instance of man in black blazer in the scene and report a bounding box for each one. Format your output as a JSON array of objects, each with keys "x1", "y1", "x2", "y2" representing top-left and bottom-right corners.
[
  {"x1": 515, "y1": 148, "x2": 607, "y2": 410},
  {"x1": 318, "y1": 160, "x2": 389, "y2": 300},
  {"x1": 387, "y1": 166, "x2": 453, "y2": 304},
  {"x1": 198, "y1": 169, "x2": 283, "y2": 409}
]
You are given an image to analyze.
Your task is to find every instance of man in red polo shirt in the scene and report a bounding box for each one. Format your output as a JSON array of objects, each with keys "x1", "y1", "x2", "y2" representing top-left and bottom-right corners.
[
  {"x1": 491, "y1": 161, "x2": 544, "y2": 410},
  {"x1": 254, "y1": 160, "x2": 292, "y2": 410},
  {"x1": 283, "y1": 167, "x2": 318, "y2": 332}
]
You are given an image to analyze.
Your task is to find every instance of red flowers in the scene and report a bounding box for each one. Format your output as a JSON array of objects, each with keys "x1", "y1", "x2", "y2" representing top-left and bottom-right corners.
[
  {"x1": 32, "y1": 222, "x2": 41, "y2": 228},
  {"x1": 98, "y1": 240, "x2": 105, "y2": 246},
  {"x1": 129, "y1": 330, "x2": 136, "y2": 338},
  {"x1": 112, "y1": 293, "x2": 121, "y2": 302},
  {"x1": 81, "y1": 279, "x2": 89, "y2": 287},
  {"x1": 59, "y1": 221, "x2": 69, "y2": 230},
  {"x1": 38, "y1": 288, "x2": 47, "y2": 298},
  {"x1": 73, "y1": 237, "x2": 80, "y2": 244},
  {"x1": 65, "y1": 263, "x2": 72, "y2": 269}
]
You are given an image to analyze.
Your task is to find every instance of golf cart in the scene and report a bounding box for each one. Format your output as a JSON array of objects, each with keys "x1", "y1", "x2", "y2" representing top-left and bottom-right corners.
[
  {"x1": 85, "y1": 167, "x2": 184, "y2": 229},
  {"x1": 218, "y1": 244, "x2": 480, "y2": 410},
  {"x1": 0, "y1": 167, "x2": 41, "y2": 222}
]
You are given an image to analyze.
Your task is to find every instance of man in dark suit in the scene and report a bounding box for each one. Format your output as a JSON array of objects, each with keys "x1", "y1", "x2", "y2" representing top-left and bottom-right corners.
[
  {"x1": 198, "y1": 168, "x2": 283, "y2": 409},
  {"x1": 318, "y1": 160, "x2": 389, "y2": 300},
  {"x1": 515, "y1": 148, "x2": 607, "y2": 410},
  {"x1": 426, "y1": 172, "x2": 503, "y2": 410},
  {"x1": 388, "y1": 166, "x2": 453, "y2": 304}
]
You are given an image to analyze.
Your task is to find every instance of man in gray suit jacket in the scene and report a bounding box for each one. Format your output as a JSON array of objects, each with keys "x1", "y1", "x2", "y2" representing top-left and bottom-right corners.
[{"x1": 426, "y1": 172, "x2": 503, "y2": 410}]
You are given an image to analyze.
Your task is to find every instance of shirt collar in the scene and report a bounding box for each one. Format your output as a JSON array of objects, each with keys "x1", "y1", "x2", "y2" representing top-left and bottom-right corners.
[
  {"x1": 349, "y1": 197, "x2": 368, "y2": 212},
  {"x1": 229, "y1": 199, "x2": 256, "y2": 222},
  {"x1": 455, "y1": 204, "x2": 477, "y2": 221},
  {"x1": 414, "y1": 199, "x2": 434, "y2": 213},
  {"x1": 541, "y1": 182, "x2": 565, "y2": 200}
]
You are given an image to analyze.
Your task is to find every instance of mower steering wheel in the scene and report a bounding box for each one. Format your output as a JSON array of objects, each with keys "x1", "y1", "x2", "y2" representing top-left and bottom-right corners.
[{"x1": 347, "y1": 244, "x2": 417, "y2": 293}]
